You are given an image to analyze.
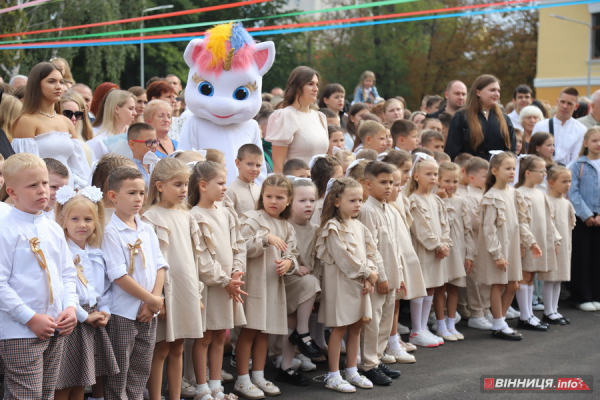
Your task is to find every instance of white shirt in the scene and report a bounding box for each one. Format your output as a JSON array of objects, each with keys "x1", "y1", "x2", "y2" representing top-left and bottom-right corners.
[
  {"x1": 67, "y1": 239, "x2": 112, "y2": 323},
  {"x1": 0, "y1": 202, "x2": 11, "y2": 221},
  {"x1": 508, "y1": 110, "x2": 523, "y2": 131},
  {"x1": 532, "y1": 117, "x2": 586, "y2": 166},
  {"x1": 0, "y1": 208, "x2": 78, "y2": 339},
  {"x1": 102, "y1": 213, "x2": 168, "y2": 320},
  {"x1": 42, "y1": 208, "x2": 55, "y2": 221}
]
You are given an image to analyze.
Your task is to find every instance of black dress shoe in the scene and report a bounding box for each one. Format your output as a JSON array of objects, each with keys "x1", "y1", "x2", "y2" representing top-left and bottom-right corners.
[
  {"x1": 276, "y1": 367, "x2": 309, "y2": 386},
  {"x1": 362, "y1": 367, "x2": 393, "y2": 386},
  {"x1": 378, "y1": 363, "x2": 401, "y2": 379},
  {"x1": 289, "y1": 330, "x2": 322, "y2": 359},
  {"x1": 492, "y1": 329, "x2": 523, "y2": 340},
  {"x1": 517, "y1": 318, "x2": 549, "y2": 331},
  {"x1": 563, "y1": 316, "x2": 571, "y2": 324},
  {"x1": 542, "y1": 314, "x2": 566, "y2": 326}
]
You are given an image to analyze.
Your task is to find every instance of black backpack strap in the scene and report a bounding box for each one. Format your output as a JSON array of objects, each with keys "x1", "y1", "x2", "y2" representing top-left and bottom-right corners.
[{"x1": 548, "y1": 118, "x2": 554, "y2": 135}]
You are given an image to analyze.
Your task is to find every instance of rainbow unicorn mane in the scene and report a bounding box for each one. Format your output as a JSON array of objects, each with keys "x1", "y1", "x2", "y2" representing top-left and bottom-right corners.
[{"x1": 193, "y1": 23, "x2": 255, "y2": 76}]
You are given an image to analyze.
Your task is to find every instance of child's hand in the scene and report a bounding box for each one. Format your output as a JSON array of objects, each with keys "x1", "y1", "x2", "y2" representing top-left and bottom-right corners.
[
  {"x1": 436, "y1": 189, "x2": 448, "y2": 199},
  {"x1": 95, "y1": 312, "x2": 111, "y2": 327},
  {"x1": 200, "y1": 300, "x2": 204, "y2": 311},
  {"x1": 26, "y1": 314, "x2": 57, "y2": 340},
  {"x1": 585, "y1": 216, "x2": 597, "y2": 227},
  {"x1": 56, "y1": 307, "x2": 77, "y2": 335},
  {"x1": 268, "y1": 234, "x2": 288, "y2": 251},
  {"x1": 148, "y1": 295, "x2": 164, "y2": 314},
  {"x1": 225, "y1": 278, "x2": 248, "y2": 304},
  {"x1": 555, "y1": 245, "x2": 560, "y2": 256},
  {"x1": 363, "y1": 279, "x2": 374, "y2": 295},
  {"x1": 158, "y1": 303, "x2": 167, "y2": 320},
  {"x1": 441, "y1": 245, "x2": 450, "y2": 258},
  {"x1": 530, "y1": 244, "x2": 542, "y2": 258},
  {"x1": 275, "y1": 259, "x2": 292, "y2": 276},
  {"x1": 85, "y1": 311, "x2": 104, "y2": 326},
  {"x1": 397, "y1": 281, "x2": 407, "y2": 295},
  {"x1": 494, "y1": 258, "x2": 508, "y2": 271},
  {"x1": 296, "y1": 266, "x2": 310, "y2": 276},
  {"x1": 136, "y1": 304, "x2": 154, "y2": 323},
  {"x1": 367, "y1": 271, "x2": 378, "y2": 285},
  {"x1": 376, "y1": 280, "x2": 389, "y2": 295},
  {"x1": 464, "y1": 260, "x2": 473, "y2": 275},
  {"x1": 232, "y1": 271, "x2": 244, "y2": 282}
]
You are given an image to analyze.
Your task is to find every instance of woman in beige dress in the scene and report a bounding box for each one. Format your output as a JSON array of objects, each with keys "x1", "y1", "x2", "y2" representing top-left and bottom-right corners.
[
  {"x1": 234, "y1": 175, "x2": 299, "y2": 399},
  {"x1": 187, "y1": 161, "x2": 247, "y2": 400},
  {"x1": 141, "y1": 158, "x2": 204, "y2": 400}
]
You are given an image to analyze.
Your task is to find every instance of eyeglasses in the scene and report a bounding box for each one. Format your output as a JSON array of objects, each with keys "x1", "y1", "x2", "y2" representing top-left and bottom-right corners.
[
  {"x1": 62, "y1": 110, "x2": 84, "y2": 121},
  {"x1": 130, "y1": 139, "x2": 159, "y2": 147}
]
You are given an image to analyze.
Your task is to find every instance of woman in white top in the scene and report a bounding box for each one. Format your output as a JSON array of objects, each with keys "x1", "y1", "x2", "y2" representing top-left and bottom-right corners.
[
  {"x1": 11, "y1": 62, "x2": 90, "y2": 188},
  {"x1": 86, "y1": 89, "x2": 137, "y2": 161},
  {"x1": 61, "y1": 90, "x2": 94, "y2": 164},
  {"x1": 265, "y1": 66, "x2": 328, "y2": 173}
]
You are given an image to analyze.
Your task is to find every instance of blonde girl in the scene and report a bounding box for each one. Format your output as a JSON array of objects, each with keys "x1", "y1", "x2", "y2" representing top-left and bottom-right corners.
[
  {"x1": 317, "y1": 178, "x2": 378, "y2": 393},
  {"x1": 188, "y1": 161, "x2": 247, "y2": 400},
  {"x1": 514, "y1": 155, "x2": 560, "y2": 331},
  {"x1": 335, "y1": 149, "x2": 356, "y2": 174},
  {"x1": 475, "y1": 152, "x2": 541, "y2": 341},
  {"x1": 538, "y1": 166, "x2": 575, "y2": 325},
  {"x1": 346, "y1": 159, "x2": 371, "y2": 201},
  {"x1": 568, "y1": 127, "x2": 600, "y2": 312},
  {"x1": 54, "y1": 186, "x2": 119, "y2": 400},
  {"x1": 382, "y1": 99, "x2": 404, "y2": 127},
  {"x1": 436, "y1": 163, "x2": 475, "y2": 341},
  {"x1": 141, "y1": 158, "x2": 205, "y2": 400},
  {"x1": 279, "y1": 179, "x2": 322, "y2": 385},
  {"x1": 310, "y1": 155, "x2": 344, "y2": 225},
  {"x1": 234, "y1": 174, "x2": 299, "y2": 399},
  {"x1": 327, "y1": 125, "x2": 345, "y2": 156},
  {"x1": 352, "y1": 70, "x2": 380, "y2": 104},
  {"x1": 407, "y1": 159, "x2": 452, "y2": 348}
]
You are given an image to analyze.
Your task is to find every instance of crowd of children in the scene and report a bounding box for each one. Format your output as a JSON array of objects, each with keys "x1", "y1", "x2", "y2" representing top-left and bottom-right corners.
[{"x1": 1, "y1": 65, "x2": 600, "y2": 400}]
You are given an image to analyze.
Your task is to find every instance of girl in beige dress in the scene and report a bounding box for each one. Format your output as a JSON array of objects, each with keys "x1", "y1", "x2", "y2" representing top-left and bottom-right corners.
[
  {"x1": 476, "y1": 152, "x2": 541, "y2": 341},
  {"x1": 436, "y1": 163, "x2": 475, "y2": 342},
  {"x1": 187, "y1": 161, "x2": 247, "y2": 400},
  {"x1": 515, "y1": 155, "x2": 561, "y2": 330},
  {"x1": 539, "y1": 166, "x2": 576, "y2": 325},
  {"x1": 141, "y1": 158, "x2": 205, "y2": 400},
  {"x1": 309, "y1": 155, "x2": 343, "y2": 225},
  {"x1": 317, "y1": 178, "x2": 379, "y2": 393},
  {"x1": 235, "y1": 175, "x2": 299, "y2": 399},
  {"x1": 407, "y1": 159, "x2": 452, "y2": 348}
]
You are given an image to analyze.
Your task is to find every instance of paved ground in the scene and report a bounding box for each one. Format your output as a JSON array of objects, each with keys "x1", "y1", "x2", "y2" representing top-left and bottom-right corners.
[{"x1": 218, "y1": 301, "x2": 600, "y2": 400}]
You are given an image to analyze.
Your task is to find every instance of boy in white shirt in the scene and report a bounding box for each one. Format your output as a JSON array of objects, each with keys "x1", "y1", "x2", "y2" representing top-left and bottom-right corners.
[
  {"x1": 102, "y1": 166, "x2": 168, "y2": 400},
  {"x1": 0, "y1": 153, "x2": 78, "y2": 399},
  {"x1": 229, "y1": 144, "x2": 263, "y2": 217}
]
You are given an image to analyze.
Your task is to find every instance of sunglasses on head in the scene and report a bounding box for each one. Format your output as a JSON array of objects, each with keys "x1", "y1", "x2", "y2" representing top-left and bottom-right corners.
[
  {"x1": 131, "y1": 139, "x2": 159, "y2": 147},
  {"x1": 62, "y1": 110, "x2": 84, "y2": 120}
]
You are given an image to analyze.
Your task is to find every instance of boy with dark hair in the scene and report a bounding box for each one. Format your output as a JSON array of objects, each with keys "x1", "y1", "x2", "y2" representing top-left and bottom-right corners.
[{"x1": 229, "y1": 144, "x2": 264, "y2": 216}]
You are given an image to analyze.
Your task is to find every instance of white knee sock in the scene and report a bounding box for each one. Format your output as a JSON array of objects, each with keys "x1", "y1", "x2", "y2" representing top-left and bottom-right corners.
[
  {"x1": 542, "y1": 281, "x2": 554, "y2": 315},
  {"x1": 553, "y1": 282, "x2": 562, "y2": 317},
  {"x1": 410, "y1": 298, "x2": 423, "y2": 333},
  {"x1": 309, "y1": 314, "x2": 327, "y2": 348},
  {"x1": 515, "y1": 285, "x2": 530, "y2": 321},
  {"x1": 421, "y1": 295, "x2": 434, "y2": 332},
  {"x1": 527, "y1": 285, "x2": 540, "y2": 323},
  {"x1": 281, "y1": 330, "x2": 297, "y2": 370},
  {"x1": 297, "y1": 295, "x2": 316, "y2": 335}
]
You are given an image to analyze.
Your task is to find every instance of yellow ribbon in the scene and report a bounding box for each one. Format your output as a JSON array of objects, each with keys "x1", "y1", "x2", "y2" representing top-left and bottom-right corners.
[
  {"x1": 73, "y1": 254, "x2": 88, "y2": 287},
  {"x1": 127, "y1": 238, "x2": 146, "y2": 275},
  {"x1": 29, "y1": 238, "x2": 53, "y2": 304}
]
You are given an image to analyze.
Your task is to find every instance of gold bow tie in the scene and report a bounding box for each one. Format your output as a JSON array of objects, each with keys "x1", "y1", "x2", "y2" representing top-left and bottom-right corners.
[
  {"x1": 73, "y1": 254, "x2": 89, "y2": 286},
  {"x1": 127, "y1": 238, "x2": 146, "y2": 275},
  {"x1": 29, "y1": 237, "x2": 53, "y2": 304}
]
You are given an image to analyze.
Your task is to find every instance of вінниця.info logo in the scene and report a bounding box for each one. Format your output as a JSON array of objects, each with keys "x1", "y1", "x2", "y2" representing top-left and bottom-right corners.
[{"x1": 481, "y1": 375, "x2": 593, "y2": 392}]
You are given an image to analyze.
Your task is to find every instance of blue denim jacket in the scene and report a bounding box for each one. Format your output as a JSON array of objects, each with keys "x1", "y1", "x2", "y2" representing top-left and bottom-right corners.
[
  {"x1": 353, "y1": 86, "x2": 380, "y2": 104},
  {"x1": 569, "y1": 156, "x2": 600, "y2": 221}
]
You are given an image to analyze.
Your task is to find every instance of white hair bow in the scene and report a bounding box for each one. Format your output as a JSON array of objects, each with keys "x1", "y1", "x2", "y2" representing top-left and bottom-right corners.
[
  {"x1": 332, "y1": 146, "x2": 343, "y2": 156},
  {"x1": 410, "y1": 152, "x2": 435, "y2": 176},
  {"x1": 377, "y1": 152, "x2": 388, "y2": 161},
  {"x1": 513, "y1": 153, "x2": 529, "y2": 185},
  {"x1": 143, "y1": 151, "x2": 161, "y2": 174},
  {"x1": 286, "y1": 175, "x2": 312, "y2": 182},
  {"x1": 308, "y1": 154, "x2": 328, "y2": 169},
  {"x1": 345, "y1": 158, "x2": 365, "y2": 176},
  {"x1": 324, "y1": 178, "x2": 337, "y2": 200},
  {"x1": 56, "y1": 185, "x2": 103, "y2": 205},
  {"x1": 488, "y1": 150, "x2": 504, "y2": 162}
]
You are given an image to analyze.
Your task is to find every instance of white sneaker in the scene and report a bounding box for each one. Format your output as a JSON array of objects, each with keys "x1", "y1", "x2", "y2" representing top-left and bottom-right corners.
[
  {"x1": 385, "y1": 347, "x2": 416, "y2": 363},
  {"x1": 455, "y1": 312, "x2": 462, "y2": 324},
  {"x1": 181, "y1": 380, "x2": 196, "y2": 398},
  {"x1": 295, "y1": 354, "x2": 317, "y2": 371},
  {"x1": 221, "y1": 369, "x2": 234, "y2": 383},
  {"x1": 233, "y1": 379, "x2": 265, "y2": 400},
  {"x1": 380, "y1": 353, "x2": 397, "y2": 364},
  {"x1": 252, "y1": 379, "x2": 281, "y2": 396},
  {"x1": 468, "y1": 317, "x2": 492, "y2": 330},
  {"x1": 397, "y1": 323, "x2": 410, "y2": 335},
  {"x1": 593, "y1": 302, "x2": 600, "y2": 310},
  {"x1": 424, "y1": 330, "x2": 444, "y2": 345},
  {"x1": 532, "y1": 301, "x2": 545, "y2": 311},
  {"x1": 484, "y1": 313, "x2": 493, "y2": 323},
  {"x1": 506, "y1": 306, "x2": 520, "y2": 319},
  {"x1": 271, "y1": 355, "x2": 301, "y2": 371},
  {"x1": 409, "y1": 331, "x2": 438, "y2": 348},
  {"x1": 577, "y1": 302, "x2": 596, "y2": 312}
]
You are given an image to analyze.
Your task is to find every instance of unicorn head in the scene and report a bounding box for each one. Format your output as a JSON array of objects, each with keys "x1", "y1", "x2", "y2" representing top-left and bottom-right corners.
[{"x1": 183, "y1": 23, "x2": 275, "y2": 126}]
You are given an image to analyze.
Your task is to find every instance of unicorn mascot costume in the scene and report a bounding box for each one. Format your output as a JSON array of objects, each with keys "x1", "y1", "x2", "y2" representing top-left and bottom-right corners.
[{"x1": 178, "y1": 23, "x2": 275, "y2": 184}]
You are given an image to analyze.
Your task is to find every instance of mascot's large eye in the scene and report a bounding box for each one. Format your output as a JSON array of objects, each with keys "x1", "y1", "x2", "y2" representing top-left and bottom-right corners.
[
  {"x1": 198, "y1": 81, "x2": 214, "y2": 97},
  {"x1": 233, "y1": 86, "x2": 250, "y2": 101}
]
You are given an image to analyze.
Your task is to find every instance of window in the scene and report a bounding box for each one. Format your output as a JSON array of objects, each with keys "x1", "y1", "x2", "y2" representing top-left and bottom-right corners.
[{"x1": 593, "y1": 13, "x2": 600, "y2": 59}]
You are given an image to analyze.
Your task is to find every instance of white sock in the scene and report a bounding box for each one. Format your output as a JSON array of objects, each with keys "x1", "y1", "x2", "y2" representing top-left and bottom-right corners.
[
  {"x1": 251, "y1": 370, "x2": 265, "y2": 383},
  {"x1": 492, "y1": 318, "x2": 504, "y2": 330},
  {"x1": 515, "y1": 285, "x2": 530, "y2": 321},
  {"x1": 447, "y1": 317, "x2": 456, "y2": 332},
  {"x1": 327, "y1": 370, "x2": 341, "y2": 380},
  {"x1": 209, "y1": 380, "x2": 223, "y2": 399},
  {"x1": 237, "y1": 373, "x2": 251, "y2": 384},
  {"x1": 345, "y1": 366, "x2": 358, "y2": 377},
  {"x1": 542, "y1": 281, "x2": 554, "y2": 315},
  {"x1": 553, "y1": 282, "x2": 562, "y2": 317},
  {"x1": 437, "y1": 319, "x2": 447, "y2": 333},
  {"x1": 196, "y1": 383, "x2": 209, "y2": 394},
  {"x1": 410, "y1": 298, "x2": 423, "y2": 333},
  {"x1": 309, "y1": 314, "x2": 327, "y2": 348},
  {"x1": 388, "y1": 334, "x2": 401, "y2": 351},
  {"x1": 421, "y1": 295, "x2": 434, "y2": 332},
  {"x1": 501, "y1": 323, "x2": 515, "y2": 334},
  {"x1": 527, "y1": 285, "x2": 542, "y2": 323}
]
